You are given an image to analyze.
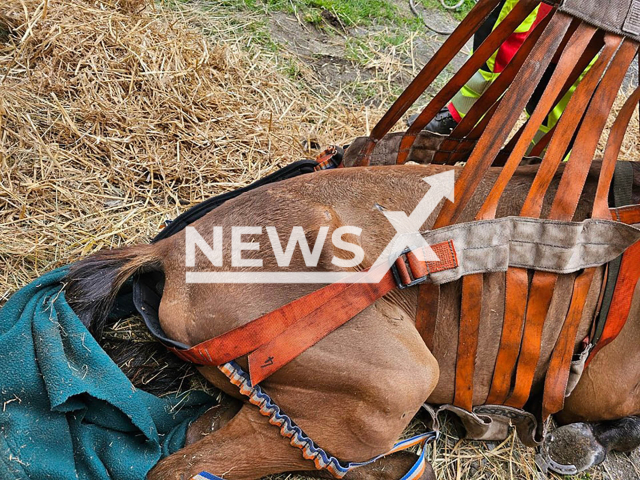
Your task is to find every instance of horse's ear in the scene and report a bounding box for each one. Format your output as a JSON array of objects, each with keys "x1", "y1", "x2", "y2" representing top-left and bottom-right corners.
[{"x1": 64, "y1": 244, "x2": 162, "y2": 339}]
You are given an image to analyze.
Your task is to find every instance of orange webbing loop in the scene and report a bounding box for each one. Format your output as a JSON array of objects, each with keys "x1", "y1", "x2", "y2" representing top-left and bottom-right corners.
[
  {"x1": 351, "y1": 0, "x2": 503, "y2": 166},
  {"x1": 394, "y1": 0, "x2": 542, "y2": 167},
  {"x1": 505, "y1": 39, "x2": 639, "y2": 410}
]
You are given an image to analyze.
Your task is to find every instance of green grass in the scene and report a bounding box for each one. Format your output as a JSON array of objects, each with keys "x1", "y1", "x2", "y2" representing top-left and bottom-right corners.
[{"x1": 224, "y1": 0, "x2": 401, "y2": 26}]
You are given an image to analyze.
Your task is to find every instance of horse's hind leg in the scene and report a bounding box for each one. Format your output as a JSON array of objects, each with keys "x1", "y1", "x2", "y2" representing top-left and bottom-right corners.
[
  {"x1": 540, "y1": 416, "x2": 640, "y2": 474},
  {"x1": 151, "y1": 402, "x2": 435, "y2": 480},
  {"x1": 149, "y1": 403, "x2": 315, "y2": 480}
]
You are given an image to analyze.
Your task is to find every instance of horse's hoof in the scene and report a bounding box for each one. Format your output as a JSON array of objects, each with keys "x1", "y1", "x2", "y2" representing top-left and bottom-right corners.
[
  {"x1": 538, "y1": 423, "x2": 607, "y2": 474},
  {"x1": 421, "y1": 462, "x2": 436, "y2": 480}
]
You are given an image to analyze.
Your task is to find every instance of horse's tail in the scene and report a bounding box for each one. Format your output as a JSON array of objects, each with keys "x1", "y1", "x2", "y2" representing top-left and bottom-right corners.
[{"x1": 64, "y1": 243, "x2": 163, "y2": 338}]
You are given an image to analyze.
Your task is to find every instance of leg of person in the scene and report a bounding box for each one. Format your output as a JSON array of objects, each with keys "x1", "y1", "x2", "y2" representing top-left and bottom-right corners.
[{"x1": 434, "y1": 0, "x2": 551, "y2": 133}]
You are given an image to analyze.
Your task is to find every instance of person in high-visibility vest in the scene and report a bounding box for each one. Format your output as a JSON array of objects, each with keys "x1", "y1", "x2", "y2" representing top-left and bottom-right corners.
[{"x1": 414, "y1": 0, "x2": 595, "y2": 147}]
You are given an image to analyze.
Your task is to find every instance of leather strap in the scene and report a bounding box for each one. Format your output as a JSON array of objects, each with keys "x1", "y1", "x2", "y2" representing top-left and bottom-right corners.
[
  {"x1": 394, "y1": 0, "x2": 542, "y2": 166},
  {"x1": 485, "y1": 267, "x2": 529, "y2": 404},
  {"x1": 351, "y1": 0, "x2": 504, "y2": 166}
]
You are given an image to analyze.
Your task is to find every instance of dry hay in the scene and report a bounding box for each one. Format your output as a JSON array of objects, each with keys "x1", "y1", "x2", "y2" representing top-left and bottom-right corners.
[
  {"x1": 0, "y1": 1, "x2": 639, "y2": 479},
  {"x1": 0, "y1": 0, "x2": 377, "y2": 304}
]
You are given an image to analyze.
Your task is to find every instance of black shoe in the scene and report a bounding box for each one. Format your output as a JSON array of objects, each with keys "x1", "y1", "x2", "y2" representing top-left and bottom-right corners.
[{"x1": 406, "y1": 106, "x2": 459, "y2": 134}]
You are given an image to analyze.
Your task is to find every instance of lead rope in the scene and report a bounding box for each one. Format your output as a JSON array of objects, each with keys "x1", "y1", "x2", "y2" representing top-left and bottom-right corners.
[{"x1": 189, "y1": 361, "x2": 437, "y2": 480}]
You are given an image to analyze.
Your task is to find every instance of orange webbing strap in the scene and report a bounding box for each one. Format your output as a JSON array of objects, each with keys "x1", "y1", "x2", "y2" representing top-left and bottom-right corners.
[
  {"x1": 249, "y1": 243, "x2": 458, "y2": 384},
  {"x1": 171, "y1": 279, "x2": 352, "y2": 365},
  {"x1": 248, "y1": 264, "x2": 397, "y2": 384},
  {"x1": 611, "y1": 204, "x2": 640, "y2": 224},
  {"x1": 432, "y1": 11, "x2": 555, "y2": 165},
  {"x1": 350, "y1": 0, "x2": 503, "y2": 167},
  {"x1": 172, "y1": 240, "x2": 459, "y2": 385},
  {"x1": 392, "y1": 0, "x2": 542, "y2": 167},
  {"x1": 505, "y1": 39, "x2": 638, "y2": 410},
  {"x1": 479, "y1": 22, "x2": 598, "y2": 404},
  {"x1": 434, "y1": 13, "x2": 575, "y2": 411},
  {"x1": 528, "y1": 125, "x2": 555, "y2": 157},
  {"x1": 488, "y1": 33, "x2": 622, "y2": 406},
  {"x1": 433, "y1": 13, "x2": 572, "y2": 231},
  {"x1": 543, "y1": 88, "x2": 640, "y2": 417},
  {"x1": 415, "y1": 283, "x2": 440, "y2": 352},
  {"x1": 499, "y1": 30, "x2": 605, "y2": 164},
  {"x1": 585, "y1": 241, "x2": 640, "y2": 368}
]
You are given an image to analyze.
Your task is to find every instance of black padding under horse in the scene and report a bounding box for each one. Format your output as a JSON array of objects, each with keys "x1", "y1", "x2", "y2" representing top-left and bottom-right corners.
[{"x1": 153, "y1": 160, "x2": 318, "y2": 242}]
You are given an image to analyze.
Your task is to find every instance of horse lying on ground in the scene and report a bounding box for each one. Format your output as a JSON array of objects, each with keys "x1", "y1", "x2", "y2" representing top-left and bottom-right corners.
[{"x1": 65, "y1": 160, "x2": 640, "y2": 480}]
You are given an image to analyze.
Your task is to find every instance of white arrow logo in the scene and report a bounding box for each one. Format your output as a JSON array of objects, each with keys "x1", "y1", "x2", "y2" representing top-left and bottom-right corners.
[
  {"x1": 186, "y1": 171, "x2": 455, "y2": 284},
  {"x1": 379, "y1": 171, "x2": 455, "y2": 266}
]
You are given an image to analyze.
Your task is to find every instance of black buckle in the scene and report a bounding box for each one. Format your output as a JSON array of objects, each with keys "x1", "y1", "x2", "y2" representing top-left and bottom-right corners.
[{"x1": 390, "y1": 248, "x2": 429, "y2": 289}]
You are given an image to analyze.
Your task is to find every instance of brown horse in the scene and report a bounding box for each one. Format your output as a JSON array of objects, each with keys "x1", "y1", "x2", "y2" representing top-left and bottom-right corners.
[{"x1": 65, "y1": 160, "x2": 640, "y2": 480}]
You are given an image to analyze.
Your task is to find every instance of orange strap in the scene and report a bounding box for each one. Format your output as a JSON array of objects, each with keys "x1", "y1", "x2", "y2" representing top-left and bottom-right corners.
[
  {"x1": 483, "y1": 23, "x2": 597, "y2": 406},
  {"x1": 173, "y1": 241, "x2": 459, "y2": 385},
  {"x1": 494, "y1": 34, "x2": 625, "y2": 409},
  {"x1": 585, "y1": 241, "x2": 640, "y2": 368},
  {"x1": 540, "y1": 86, "x2": 640, "y2": 419},
  {"x1": 433, "y1": 13, "x2": 573, "y2": 230},
  {"x1": 611, "y1": 204, "x2": 640, "y2": 224},
  {"x1": 432, "y1": 11, "x2": 555, "y2": 165},
  {"x1": 351, "y1": 0, "x2": 503, "y2": 166},
  {"x1": 506, "y1": 39, "x2": 638, "y2": 410},
  {"x1": 415, "y1": 283, "x2": 440, "y2": 352},
  {"x1": 443, "y1": 13, "x2": 574, "y2": 410},
  {"x1": 395, "y1": 0, "x2": 541, "y2": 167}
]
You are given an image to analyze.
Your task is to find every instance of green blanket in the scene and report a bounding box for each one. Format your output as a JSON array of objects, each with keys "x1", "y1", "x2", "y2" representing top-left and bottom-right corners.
[{"x1": 0, "y1": 267, "x2": 215, "y2": 479}]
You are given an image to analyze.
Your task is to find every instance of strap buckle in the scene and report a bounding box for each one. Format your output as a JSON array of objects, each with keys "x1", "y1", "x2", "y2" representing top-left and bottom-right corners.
[{"x1": 391, "y1": 248, "x2": 429, "y2": 289}]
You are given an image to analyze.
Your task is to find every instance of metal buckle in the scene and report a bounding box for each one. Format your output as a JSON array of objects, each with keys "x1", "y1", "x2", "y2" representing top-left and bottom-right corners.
[{"x1": 391, "y1": 248, "x2": 429, "y2": 289}]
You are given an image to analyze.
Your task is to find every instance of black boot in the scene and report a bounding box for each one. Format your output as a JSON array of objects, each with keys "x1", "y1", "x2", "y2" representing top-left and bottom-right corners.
[{"x1": 406, "y1": 106, "x2": 458, "y2": 134}]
